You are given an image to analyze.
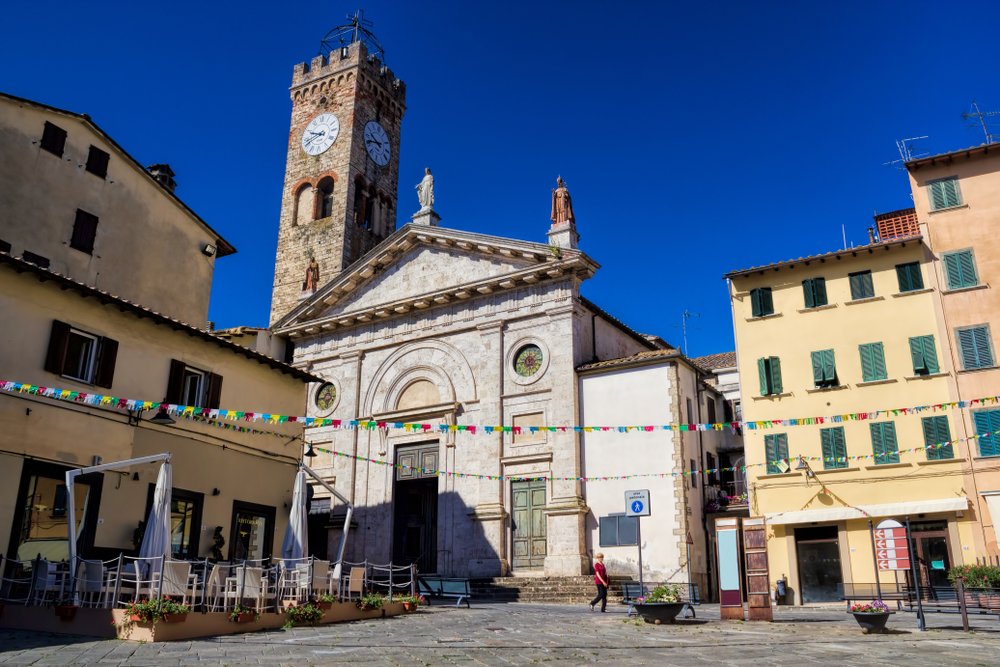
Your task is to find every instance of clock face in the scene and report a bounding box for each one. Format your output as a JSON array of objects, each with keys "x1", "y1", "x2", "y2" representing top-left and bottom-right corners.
[
  {"x1": 302, "y1": 113, "x2": 339, "y2": 156},
  {"x1": 363, "y1": 121, "x2": 391, "y2": 166}
]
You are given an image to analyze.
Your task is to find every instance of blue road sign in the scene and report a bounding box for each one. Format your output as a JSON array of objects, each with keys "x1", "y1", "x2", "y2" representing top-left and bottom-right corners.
[{"x1": 625, "y1": 489, "x2": 651, "y2": 517}]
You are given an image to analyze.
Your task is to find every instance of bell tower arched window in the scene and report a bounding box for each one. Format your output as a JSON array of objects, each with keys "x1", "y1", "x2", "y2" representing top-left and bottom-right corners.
[{"x1": 316, "y1": 177, "x2": 335, "y2": 219}]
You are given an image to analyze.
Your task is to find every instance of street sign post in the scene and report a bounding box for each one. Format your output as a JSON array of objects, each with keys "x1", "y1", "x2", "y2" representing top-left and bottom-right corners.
[
  {"x1": 874, "y1": 519, "x2": 910, "y2": 571},
  {"x1": 625, "y1": 490, "x2": 651, "y2": 592}
]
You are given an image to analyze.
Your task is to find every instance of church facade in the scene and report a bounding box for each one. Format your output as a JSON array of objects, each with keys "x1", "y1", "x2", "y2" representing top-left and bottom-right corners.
[{"x1": 269, "y1": 35, "x2": 733, "y2": 591}]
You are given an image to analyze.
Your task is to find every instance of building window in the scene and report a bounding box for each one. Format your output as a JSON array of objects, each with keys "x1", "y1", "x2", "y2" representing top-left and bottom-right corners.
[
  {"x1": 144, "y1": 486, "x2": 203, "y2": 560},
  {"x1": 870, "y1": 422, "x2": 900, "y2": 465},
  {"x1": 909, "y1": 335, "x2": 939, "y2": 375},
  {"x1": 70, "y1": 209, "x2": 99, "y2": 254},
  {"x1": 598, "y1": 514, "x2": 637, "y2": 547},
  {"x1": 22, "y1": 251, "x2": 50, "y2": 268},
  {"x1": 85, "y1": 146, "x2": 109, "y2": 179},
  {"x1": 40, "y1": 121, "x2": 67, "y2": 157},
  {"x1": 706, "y1": 397, "x2": 717, "y2": 425},
  {"x1": 686, "y1": 398, "x2": 694, "y2": 424},
  {"x1": 974, "y1": 410, "x2": 1000, "y2": 457},
  {"x1": 166, "y1": 359, "x2": 223, "y2": 408},
  {"x1": 895, "y1": 262, "x2": 924, "y2": 292},
  {"x1": 690, "y1": 459, "x2": 697, "y2": 488},
  {"x1": 928, "y1": 176, "x2": 962, "y2": 211},
  {"x1": 943, "y1": 249, "x2": 978, "y2": 290},
  {"x1": 820, "y1": 427, "x2": 847, "y2": 469},
  {"x1": 764, "y1": 433, "x2": 789, "y2": 474},
  {"x1": 750, "y1": 287, "x2": 773, "y2": 317},
  {"x1": 802, "y1": 277, "x2": 827, "y2": 308},
  {"x1": 858, "y1": 342, "x2": 887, "y2": 382},
  {"x1": 706, "y1": 452, "x2": 718, "y2": 485},
  {"x1": 810, "y1": 349, "x2": 837, "y2": 388},
  {"x1": 849, "y1": 271, "x2": 874, "y2": 300},
  {"x1": 43, "y1": 320, "x2": 118, "y2": 387},
  {"x1": 317, "y1": 177, "x2": 334, "y2": 218},
  {"x1": 956, "y1": 325, "x2": 995, "y2": 370},
  {"x1": 922, "y1": 416, "x2": 953, "y2": 460},
  {"x1": 757, "y1": 356, "x2": 782, "y2": 396},
  {"x1": 0, "y1": 239, "x2": 10, "y2": 253}
]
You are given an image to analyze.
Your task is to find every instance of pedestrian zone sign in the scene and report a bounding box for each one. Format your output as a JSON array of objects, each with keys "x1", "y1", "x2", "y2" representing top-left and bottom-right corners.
[
  {"x1": 625, "y1": 489, "x2": 651, "y2": 517},
  {"x1": 875, "y1": 519, "x2": 910, "y2": 571}
]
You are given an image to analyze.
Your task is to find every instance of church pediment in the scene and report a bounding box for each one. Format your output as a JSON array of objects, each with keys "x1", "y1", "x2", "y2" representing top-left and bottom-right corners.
[{"x1": 274, "y1": 224, "x2": 598, "y2": 335}]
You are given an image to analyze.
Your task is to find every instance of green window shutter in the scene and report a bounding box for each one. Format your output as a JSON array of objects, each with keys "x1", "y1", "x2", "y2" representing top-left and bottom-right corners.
[
  {"x1": 761, "y1": 288, "x2": 773, "y2": 315},
  {"x1": 751, "y1": 289, "x2": 761, "y2": 317},
  {"x1": 769, "y1": 356, "x2": 782, "y2": 394},
  {"x1": 803, "y1": 280, "x2": 815, "y2": 309},
  {"x1": 930, "y1": 181, "x2": 946, "y2": 210},
  {"x1": 765, "y1": 434, "x2": 788, "y2": 474},
  {"x1": 896, "y1": 263, "x2": 923, "y2": 292},
  {"x1": 943, "y1": 250, "x2": 977, "y2": 289},
  {"x1": 922, "y1": 416, "x2": 953, "y2": 460},
  {"x1": 859, "y1": 343, "x2": 886, "y2": 382},
  {"x1": 811, "y1": 351, "x2": 824, "y2": 385},
  {"x1": 942, "y1": 178, "x2": 961, "y2": 207},
  {"x1": 959, "y1": 326, "x2": 994, "y2": 369},
  {"x1": 812, "y1": 350, "x2": 836, "y2": 386},
  {"x1": 909, "y1": 335, "x2": 938, "y2": 375},
  {"x1": 974, "y1": 410, "x2": 1000, "y2": 457},
  {"x1": 849, "y1": 273, "x2": 862, "y2": 299},
  {"x1": 821, "y1": 427, "x2": 847, "y2": 469},
  {"x1": 871, "y1": 422, "x2": 899, "y2": 465},
  {"x1": 758, "y1": 357, "x2": 769, "y2": 395},
  {"x1": 850, "y1": 272, "x2": 874, "y2": 300},
  {"x1": 814, "y1": 277, "x2": 827, "y2": 306}
]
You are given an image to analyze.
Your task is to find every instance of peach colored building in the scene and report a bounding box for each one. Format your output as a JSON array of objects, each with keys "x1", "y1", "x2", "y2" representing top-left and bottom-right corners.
[{"x1": 907, "y1": 146, "x2": 1000, "y2": 558}]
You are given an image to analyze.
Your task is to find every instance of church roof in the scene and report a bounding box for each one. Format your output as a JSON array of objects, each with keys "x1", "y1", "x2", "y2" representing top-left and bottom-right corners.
[
  {"x1": 691, "y1": 351, "x2": 737, "y2": 372},
  {"x1": 273, "y1": 223, "x2": 600, "y2": 335}
]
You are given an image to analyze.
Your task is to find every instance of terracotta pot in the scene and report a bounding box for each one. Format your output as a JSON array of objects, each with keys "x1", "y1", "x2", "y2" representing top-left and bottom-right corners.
[
  {"x1": 316, "y1": 601, "x2": 333, "y2": 610},
  {"x1": 403, "y1": 602, "x2": 415, "y2": 612},
  {"x1": 232, "y1": 612, "x2": 256, "y2": 623},
  {"x1": 54, "y1": 605, "x2": 78, "y2": 621},
  {"x1": 163, "y1": 612, "x2": 188, "y2": 623},
  {"x1": 850, "y1": 611, "x2": 893, "y2": 634},
  {"x1": 129, "y1": 613, "x2": 143, "y2": 622}
]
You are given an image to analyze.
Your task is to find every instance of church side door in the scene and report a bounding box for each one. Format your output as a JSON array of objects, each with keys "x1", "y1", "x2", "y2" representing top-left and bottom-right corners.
[{"x1": 512, "y1": 480, "x2": 547, "y2": 569}]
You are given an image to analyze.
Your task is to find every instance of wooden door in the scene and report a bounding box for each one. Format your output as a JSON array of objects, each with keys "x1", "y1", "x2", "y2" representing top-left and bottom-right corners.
[{"x1": 512, "y1": 480, "x2": 547, "y2": 569}]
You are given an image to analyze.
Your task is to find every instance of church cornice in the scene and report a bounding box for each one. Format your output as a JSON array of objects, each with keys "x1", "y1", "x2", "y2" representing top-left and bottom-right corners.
[{"x1": 274, "y1": 224, "x2": 599, "y2": 338}]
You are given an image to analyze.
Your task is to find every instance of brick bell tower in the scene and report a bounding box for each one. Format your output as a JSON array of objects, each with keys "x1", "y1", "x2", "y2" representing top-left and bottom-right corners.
[{"x1": 270, "y1": 15, "x2": 406, "y2": 325}]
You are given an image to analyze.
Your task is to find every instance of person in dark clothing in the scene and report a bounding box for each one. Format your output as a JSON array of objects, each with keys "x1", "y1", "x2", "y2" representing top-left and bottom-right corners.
[{"x1": 590, "y1": 552, "x2": 609, "y2": 612}]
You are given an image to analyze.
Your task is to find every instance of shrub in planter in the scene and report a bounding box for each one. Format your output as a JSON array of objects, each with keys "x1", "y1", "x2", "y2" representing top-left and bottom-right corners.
[
  {"x1": 356, "y1": 592, "x2": 386, "y2": 611},
  {"x1": 229, "y1": 604, "x2": 259, "y2": 624},
  {"x1": 314, "y1": 594, "x2": 336, "y2": 610},
  {"x1": 121, "y1": 598, "x2": 190, "y2": 625},
  {"x1": 849, "y1": 600, "x2": 893, "y2": 634},
  {"x1": 284, "y1": 603, "x2": 323, "y2": 627},
  {"x1": 948, "y1": 564, "x2": 1000, "y2": 590}
]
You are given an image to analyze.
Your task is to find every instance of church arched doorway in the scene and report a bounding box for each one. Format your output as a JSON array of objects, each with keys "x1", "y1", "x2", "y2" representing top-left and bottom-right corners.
[{"x1": 392, "y1": 442, "x2": 439, "y2": 574}]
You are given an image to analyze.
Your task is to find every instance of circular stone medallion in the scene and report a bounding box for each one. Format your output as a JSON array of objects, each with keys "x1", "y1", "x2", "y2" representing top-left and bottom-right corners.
[
  {"x1": 514, "y1": 345, "x2": 544, "y2": 378},
  {"x1": 315, "y1": 383, "x2": 337, "y2": 411}
]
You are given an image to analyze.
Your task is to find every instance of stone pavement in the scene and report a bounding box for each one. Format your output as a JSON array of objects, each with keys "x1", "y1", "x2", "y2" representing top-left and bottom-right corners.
[{"x1": 1, "y1": 602, "x2": 999, "y2": 666}]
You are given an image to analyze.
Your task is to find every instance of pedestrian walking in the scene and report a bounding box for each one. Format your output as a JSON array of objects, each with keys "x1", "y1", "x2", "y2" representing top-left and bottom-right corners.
[{"x1": 590, "y1": 552, "x2": 608, "y2": 612}]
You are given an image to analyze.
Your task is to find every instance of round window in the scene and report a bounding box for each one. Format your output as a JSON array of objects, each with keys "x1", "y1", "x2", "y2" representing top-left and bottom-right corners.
[
  {"x1": 514, "y1": 344, "x2": 544, "y2": 378},
  {"x1": 315, "y1": 383, "x2": 337, "y2": 411}
]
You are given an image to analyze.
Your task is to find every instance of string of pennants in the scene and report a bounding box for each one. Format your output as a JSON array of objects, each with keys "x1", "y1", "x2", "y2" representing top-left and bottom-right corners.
[
  {"x1": 4, "y1": 379, "x2": 999, "y2": 435},
  {"x1": 4, "y1": 378, "x2": 1000, "y2": 483}
]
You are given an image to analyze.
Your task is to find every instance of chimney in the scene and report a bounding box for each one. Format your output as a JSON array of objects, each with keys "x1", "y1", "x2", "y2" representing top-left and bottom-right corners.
[
  {"x1": 146, "y1": 164, "x2": 177, "y2": 192},
  {"x1": 867, "y1": 227, "x2": 877, "y2": 244},
  {"x1": 873, "y1": 208, "x2": 919, "y2": 241}
]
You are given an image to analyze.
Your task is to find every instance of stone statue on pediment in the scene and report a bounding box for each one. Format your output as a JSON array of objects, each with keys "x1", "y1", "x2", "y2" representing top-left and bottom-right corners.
[
  {"x1": 303, "y1": 257, "x2": 320, "y2": 292},
  {"x1": 416, "y1": 168, "x2": 434, "y2": 210},
  {"x1": 551, "y1": 176, "x2": 574, "y2": 225}
]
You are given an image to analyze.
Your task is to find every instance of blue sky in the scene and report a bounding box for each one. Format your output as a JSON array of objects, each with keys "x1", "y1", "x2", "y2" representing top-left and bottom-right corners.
[{"x1": 3, "y1": 1, "x2": 999, "y2": 357}]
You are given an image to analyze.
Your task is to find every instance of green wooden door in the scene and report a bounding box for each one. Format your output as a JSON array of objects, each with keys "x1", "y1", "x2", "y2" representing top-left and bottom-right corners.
[{"x1": 512, "y1": 480, "x2": 547, "y2": 568}]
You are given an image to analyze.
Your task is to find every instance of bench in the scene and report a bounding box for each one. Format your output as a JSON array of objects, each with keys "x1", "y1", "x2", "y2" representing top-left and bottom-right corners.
[
  {"x1": 417, "y1": 576, "x2": 471, "y2": 608},
  {"x1": 620, "y1": 581, "x2": 697, "y2": 619}
]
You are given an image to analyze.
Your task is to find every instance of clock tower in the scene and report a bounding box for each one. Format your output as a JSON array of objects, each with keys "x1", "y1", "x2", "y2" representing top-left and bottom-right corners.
[{"x1": 269, "y1": 19, "x2": 406, "y2": 326}]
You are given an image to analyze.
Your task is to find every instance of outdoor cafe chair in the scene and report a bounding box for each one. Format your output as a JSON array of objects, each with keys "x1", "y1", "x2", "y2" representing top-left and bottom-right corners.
[
  {"x1": 27, "y1": 559, "x2": 63, "y2": 606},
  {"x1": 152, "y1": 560, "x2": 198, "y2": 607},
  {"x1": 342, "y1": 566, "x2": 366, "y2": 601},
  {"x1": 224, "y1": 566, "x2": 273, "y2": 613},
  {"x1": 311, "y1": 560, "x2": 330, "y2": 597},
  {"x1": 202, "y1": 562, "x2": 229, "y2": 611},
  {"x1": 74, "y1": 559, "x2": 110, "y2": 608}
]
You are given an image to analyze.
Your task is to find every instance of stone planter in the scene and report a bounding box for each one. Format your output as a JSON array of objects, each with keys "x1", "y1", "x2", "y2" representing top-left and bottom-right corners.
[
  {"x1": 634, "y1": 602, "x2": 686, "y2": 625},
  {"x1": 850, "y1": 611, "x2": 893, "y2": 634},
  {"x1": 54, "y1": 605, "x2": 78, "y2": 621}
]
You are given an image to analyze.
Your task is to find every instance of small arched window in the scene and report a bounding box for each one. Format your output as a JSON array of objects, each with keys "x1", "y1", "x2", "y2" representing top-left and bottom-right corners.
[
  {"x1": 316, "y1": 177, "x2": 335, "y2": 219},
  {"x1": 294, "y1": 184, "x2": 313, "y2": 226}
]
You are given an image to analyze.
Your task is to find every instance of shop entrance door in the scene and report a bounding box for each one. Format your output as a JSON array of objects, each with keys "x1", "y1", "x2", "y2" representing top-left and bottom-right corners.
[
  {"x1": 910, "y1": 521, "x2": 952, "y2": 592},
  {"x1": 795, "y1": 525, "x2": 843, "y2": 603}
]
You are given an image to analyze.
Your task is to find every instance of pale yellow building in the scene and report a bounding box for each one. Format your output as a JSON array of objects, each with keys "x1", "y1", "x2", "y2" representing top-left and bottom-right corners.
[
  {"x1": 907, "y1": 145, "x2": 1000, "y2": 558},
  {"x1": 727, "y1": 236, "x2": 975, "y2": 604},
  {"x1": 0, "y1": 92, "x2": 317, "y2": 566}
]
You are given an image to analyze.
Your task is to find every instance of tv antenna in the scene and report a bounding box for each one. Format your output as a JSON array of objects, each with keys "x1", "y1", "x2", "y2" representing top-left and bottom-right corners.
[
  {"x1": 681, "y1": 310, "x2": 700, "y2": 356},
  {"x1": 883, "y1": 136, "x2": 929, "y2": 168},
  {"x1": 962, "y1": 100, "x2": 1000, "y2": 145},
  {"x1": 319, "y1": 10, "x2": 385, "y2": 62}
]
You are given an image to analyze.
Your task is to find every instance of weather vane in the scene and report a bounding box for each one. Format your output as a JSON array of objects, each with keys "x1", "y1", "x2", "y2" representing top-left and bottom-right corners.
[{"x1": 318, "y1": 9, "x2": 385, "y2": 62}]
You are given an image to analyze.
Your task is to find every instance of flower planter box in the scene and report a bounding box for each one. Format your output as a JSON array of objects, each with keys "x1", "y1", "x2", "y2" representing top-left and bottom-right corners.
[
  {"x1": 163, "y1": 613, "x2": 188, "y2": 623},
  {"x1": 232, "y1": 612, "x2": 256, "y2": 624},
  {"x1": 634, "y1": 602, "x2": 685, "y2": 625},
  {"x1": 850, "y1": 611, "x2": 893, "y2": 634},
  {"x1": 54, "y1": 605, "x2": 78, "y2": 622},
  {"x1": 316, "y1": 601, "x2": 333, "y2": 610},
  {"x1": 402, "y1": 602, "x2": 416, "y2": 612}
]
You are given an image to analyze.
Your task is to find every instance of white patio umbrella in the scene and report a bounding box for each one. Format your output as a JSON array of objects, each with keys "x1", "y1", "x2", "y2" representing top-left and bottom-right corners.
[
  {"x1": 138, "y1": 461, "x2": 173, "y2": 579},
  {"x1": 281, "y1": 468, "x2": 309, "y2": 560}
]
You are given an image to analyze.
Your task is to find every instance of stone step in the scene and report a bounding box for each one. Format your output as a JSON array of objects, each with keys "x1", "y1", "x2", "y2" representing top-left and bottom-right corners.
[{"x1": 469, "y1": 575, "x2": 635, "y2": 604}]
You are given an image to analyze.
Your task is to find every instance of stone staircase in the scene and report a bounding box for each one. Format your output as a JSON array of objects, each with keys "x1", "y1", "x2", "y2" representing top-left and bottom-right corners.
[{"x1": 470, "y1": 575, "x2": 632, "y2": 604}]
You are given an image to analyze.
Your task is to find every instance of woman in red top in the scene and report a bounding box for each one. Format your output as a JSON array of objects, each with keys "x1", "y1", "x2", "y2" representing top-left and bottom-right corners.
[{"x1": 590, "y1": 552, "x2": 608, "y2": 612}]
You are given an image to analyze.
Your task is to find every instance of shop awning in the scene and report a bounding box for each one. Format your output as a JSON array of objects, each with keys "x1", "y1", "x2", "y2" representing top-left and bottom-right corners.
[{"x1": 765, "y1": 497, "x2": 968, "y2": 526}]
